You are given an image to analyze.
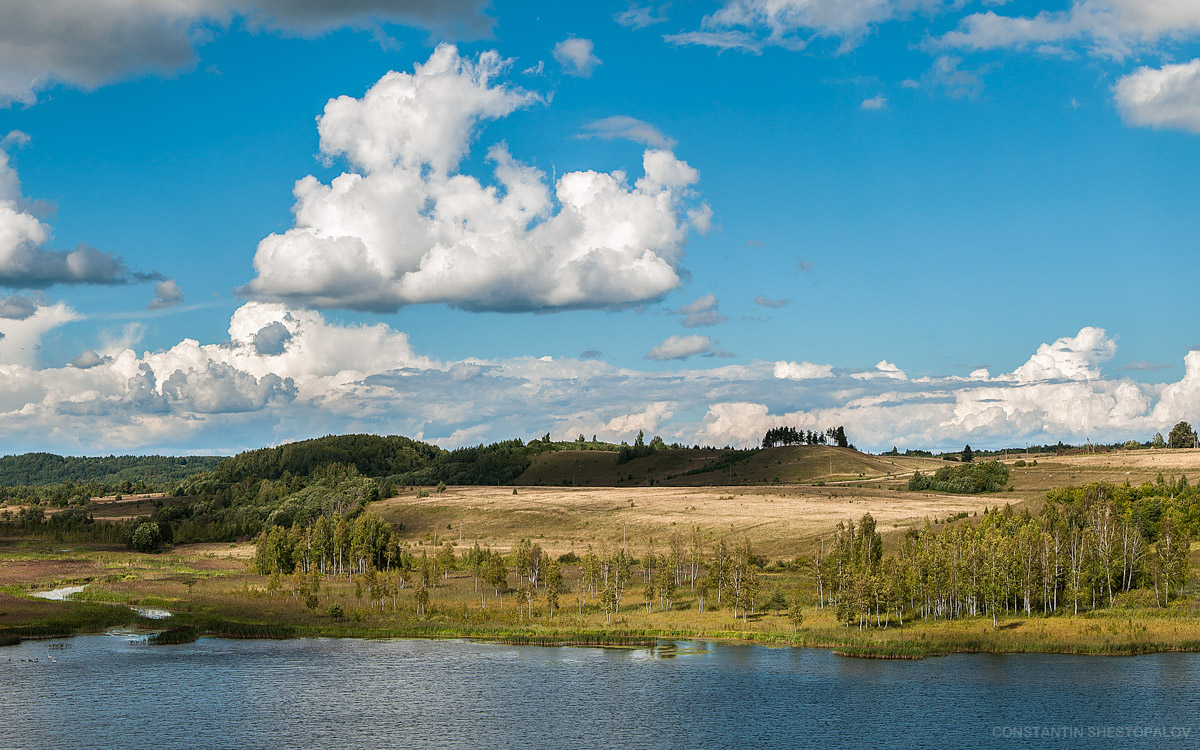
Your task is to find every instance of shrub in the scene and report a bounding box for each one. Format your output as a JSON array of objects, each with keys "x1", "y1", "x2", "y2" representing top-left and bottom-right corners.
[{"x1": 907, "y1": 461, "x2": 1010, "y2": 494}]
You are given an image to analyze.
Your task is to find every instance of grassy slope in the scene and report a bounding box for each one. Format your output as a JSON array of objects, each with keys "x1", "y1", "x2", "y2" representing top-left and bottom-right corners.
[{"x1": 515, "y1": 446, "x2": 945, "y2": 487}]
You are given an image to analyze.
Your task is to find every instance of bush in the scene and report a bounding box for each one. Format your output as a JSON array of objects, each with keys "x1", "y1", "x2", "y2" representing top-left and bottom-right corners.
[
  {"x1": 328, "y1": 604, "x2": 345, "y2": 620},
  {"x1": 122, "y1": 518, "x2": 165, "y2": 552},
  {"x1": 557, "y1": 551, "x2": 580, "y2": 564}
]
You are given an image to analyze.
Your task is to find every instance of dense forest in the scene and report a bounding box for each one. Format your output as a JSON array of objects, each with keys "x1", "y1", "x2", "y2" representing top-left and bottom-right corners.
[
  {"x1": 0, "y1": 453, "x2": 221, "y2": 505},
  {"x1": 0, "y1": 452, "x2": 222, "y2": 487}
]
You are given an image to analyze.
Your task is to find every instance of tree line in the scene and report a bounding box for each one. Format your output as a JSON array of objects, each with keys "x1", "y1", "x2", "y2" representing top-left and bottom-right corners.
[
  {"x1": 817, "y1": 483, "x2": 1192, "y2": 630},
  {"x1": 761, "y1": 426, "x2": 849, "y2": 449}
]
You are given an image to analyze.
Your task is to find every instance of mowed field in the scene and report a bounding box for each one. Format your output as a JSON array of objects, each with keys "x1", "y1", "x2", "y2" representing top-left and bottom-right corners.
[{"x1": 373, "y1": 484, "x2": 1001, "y2": 558}]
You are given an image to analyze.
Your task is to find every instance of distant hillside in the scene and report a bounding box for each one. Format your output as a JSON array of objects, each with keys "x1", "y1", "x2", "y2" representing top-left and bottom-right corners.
[
  {"x1": 177, "y1": 433, "x2": 444, "y2": 495},
  {"x1": 515, "y1": 445, "x2": 944, "y2": 487},
  {"x1": 0, "y1": 453, "x2": 222, "y2": 488}
]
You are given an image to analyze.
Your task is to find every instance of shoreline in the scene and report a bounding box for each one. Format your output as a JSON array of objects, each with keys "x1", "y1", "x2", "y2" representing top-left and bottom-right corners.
[{"x1": 7, "y1": 596, "x2": 1200, "y2": 659}]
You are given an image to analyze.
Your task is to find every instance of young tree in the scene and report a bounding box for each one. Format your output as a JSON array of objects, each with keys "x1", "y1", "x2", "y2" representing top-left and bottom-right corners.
[
  {"x1": 695, "y1": 574, "x2": 711, "y2": 613},
  {"x1": 545, "y1": 558, "x2": 563, "y2": 616},
  {"x1": 435, "y1": 541, "x2": 456, "y2": 581},
  {"x1": 485, "y1": 552, "x2": 509, "y2": 603},
  {"x1": 413, "y1": 578, "x2": 429, "y2": 615},
  {"x1": 1155, "y1": 516, "x2": 1191, "y2": 604},
  {"x1": 962, "y1": 444, "x2": 974, "y2": 463},
  {"x1": 787, "y1": 591, "x2": 805, "y2": 633}
]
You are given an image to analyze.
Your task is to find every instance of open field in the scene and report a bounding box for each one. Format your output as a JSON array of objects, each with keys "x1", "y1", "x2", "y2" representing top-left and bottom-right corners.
[
  {"x1": 373, "y1": 483, "x2": 999, "y2": 557},
  {"x1": 1001, "y1": 448, "x2": 1200, "y2": 493}
]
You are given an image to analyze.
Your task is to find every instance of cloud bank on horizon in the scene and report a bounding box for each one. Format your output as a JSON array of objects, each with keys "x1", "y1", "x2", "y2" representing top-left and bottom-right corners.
[{"x1": 1, "y1": 305, "x2": 1197, "y2": 455}]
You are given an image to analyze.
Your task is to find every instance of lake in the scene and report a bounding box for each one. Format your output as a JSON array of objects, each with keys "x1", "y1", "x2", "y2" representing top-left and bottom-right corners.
[{"x1": 2, "y1": 635, "x2": 1198, "y2": 748}]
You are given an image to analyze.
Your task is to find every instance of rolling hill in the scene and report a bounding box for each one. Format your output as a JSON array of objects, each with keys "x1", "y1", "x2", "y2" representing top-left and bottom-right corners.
[{"x1": 514, "y1": 445, "x2": 946, "y2": 487}]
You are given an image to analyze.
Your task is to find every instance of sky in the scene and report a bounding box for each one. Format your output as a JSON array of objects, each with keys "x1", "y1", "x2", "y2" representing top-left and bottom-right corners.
[{"x1": 1, "y1": 0, "x2": 1199, "y2": 456}]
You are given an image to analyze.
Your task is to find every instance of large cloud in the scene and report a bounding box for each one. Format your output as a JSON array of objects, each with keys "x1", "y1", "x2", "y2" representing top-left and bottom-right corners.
[
  {"x1": 0, "y1": 0, "x2": 492, "y2": 105},
  {"x1": 242, "y1": 45, "x2": 710, "y2": 313}
]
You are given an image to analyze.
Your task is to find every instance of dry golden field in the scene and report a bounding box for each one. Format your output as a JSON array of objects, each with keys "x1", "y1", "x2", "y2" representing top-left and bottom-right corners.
[{"x1": 373, "y1": 483, "x2": 1000, "y2": 558}]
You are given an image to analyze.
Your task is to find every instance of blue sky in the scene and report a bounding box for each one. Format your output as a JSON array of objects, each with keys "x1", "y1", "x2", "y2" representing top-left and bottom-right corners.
[{"x1": 1, "y1": 0, "x2": 1199, "y2": 455}]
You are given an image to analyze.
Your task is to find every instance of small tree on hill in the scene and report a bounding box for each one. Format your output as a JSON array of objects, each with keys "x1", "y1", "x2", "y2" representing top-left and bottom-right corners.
[{"x1": 962, "y1": 444, "x2": 974, "y2": 463}]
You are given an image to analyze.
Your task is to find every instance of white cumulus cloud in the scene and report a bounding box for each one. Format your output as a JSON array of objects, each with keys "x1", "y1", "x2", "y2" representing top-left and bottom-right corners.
[
  {"x1": 673, "y1": 293, "x2": 727, "y2": 328},
  {"x1": 553, "y1": 37, "x2": 602, "y2": 77},
  {"x1": 242, "y1": 45, "x2": 709, "y2": 313},
  {"x1": 647, "y1": 334, "x2": 714, "y2": 361},
  {"x1": 149, "y1": 279, "x2": 185, "y2": 310},
  {"x1": 1115, "y1": 59, "x2": 1200, "y2": 133}
]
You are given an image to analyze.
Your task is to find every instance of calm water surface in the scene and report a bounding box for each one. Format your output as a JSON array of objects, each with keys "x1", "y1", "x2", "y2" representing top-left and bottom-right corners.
[{"x1": 2, "y1": 635, "x2": 1198, "y2": 749}]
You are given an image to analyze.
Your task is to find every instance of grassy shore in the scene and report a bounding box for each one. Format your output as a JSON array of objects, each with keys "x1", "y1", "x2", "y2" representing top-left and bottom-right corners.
[{"x1": 5, "y1": 537, "x2": 1200, "y2": 658}]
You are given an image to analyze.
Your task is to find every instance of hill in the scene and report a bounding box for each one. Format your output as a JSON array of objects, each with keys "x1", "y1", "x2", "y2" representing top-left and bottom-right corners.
[{"x1": 515, "y1": 445, "x2": 945, "y2": 487}]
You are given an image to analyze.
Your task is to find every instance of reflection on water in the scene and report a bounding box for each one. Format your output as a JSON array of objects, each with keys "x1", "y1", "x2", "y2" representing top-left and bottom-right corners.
[
  {"x1": 29, "y1": 585, "x2": 88, "y2": 601},
  {"x1": 1, "y1": 636, "x2": 1198, "y2": 749},
  {"x1": 129, "y1": 607, "x2": 172, "y2": 619},
  {"x1": 27, "y1": 584, "x2": 172, "y2": 619}
]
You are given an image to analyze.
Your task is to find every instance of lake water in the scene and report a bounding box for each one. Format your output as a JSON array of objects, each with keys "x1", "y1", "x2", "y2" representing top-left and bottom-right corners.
[{"x1": 2, "y1": 635, "x2": 1198, "y2": 749}]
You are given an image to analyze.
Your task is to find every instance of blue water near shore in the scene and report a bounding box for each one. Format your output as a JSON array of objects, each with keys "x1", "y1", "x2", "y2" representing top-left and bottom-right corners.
[{"x1": 2, "y1": 635, "x2": 1198, "y2": 749}]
